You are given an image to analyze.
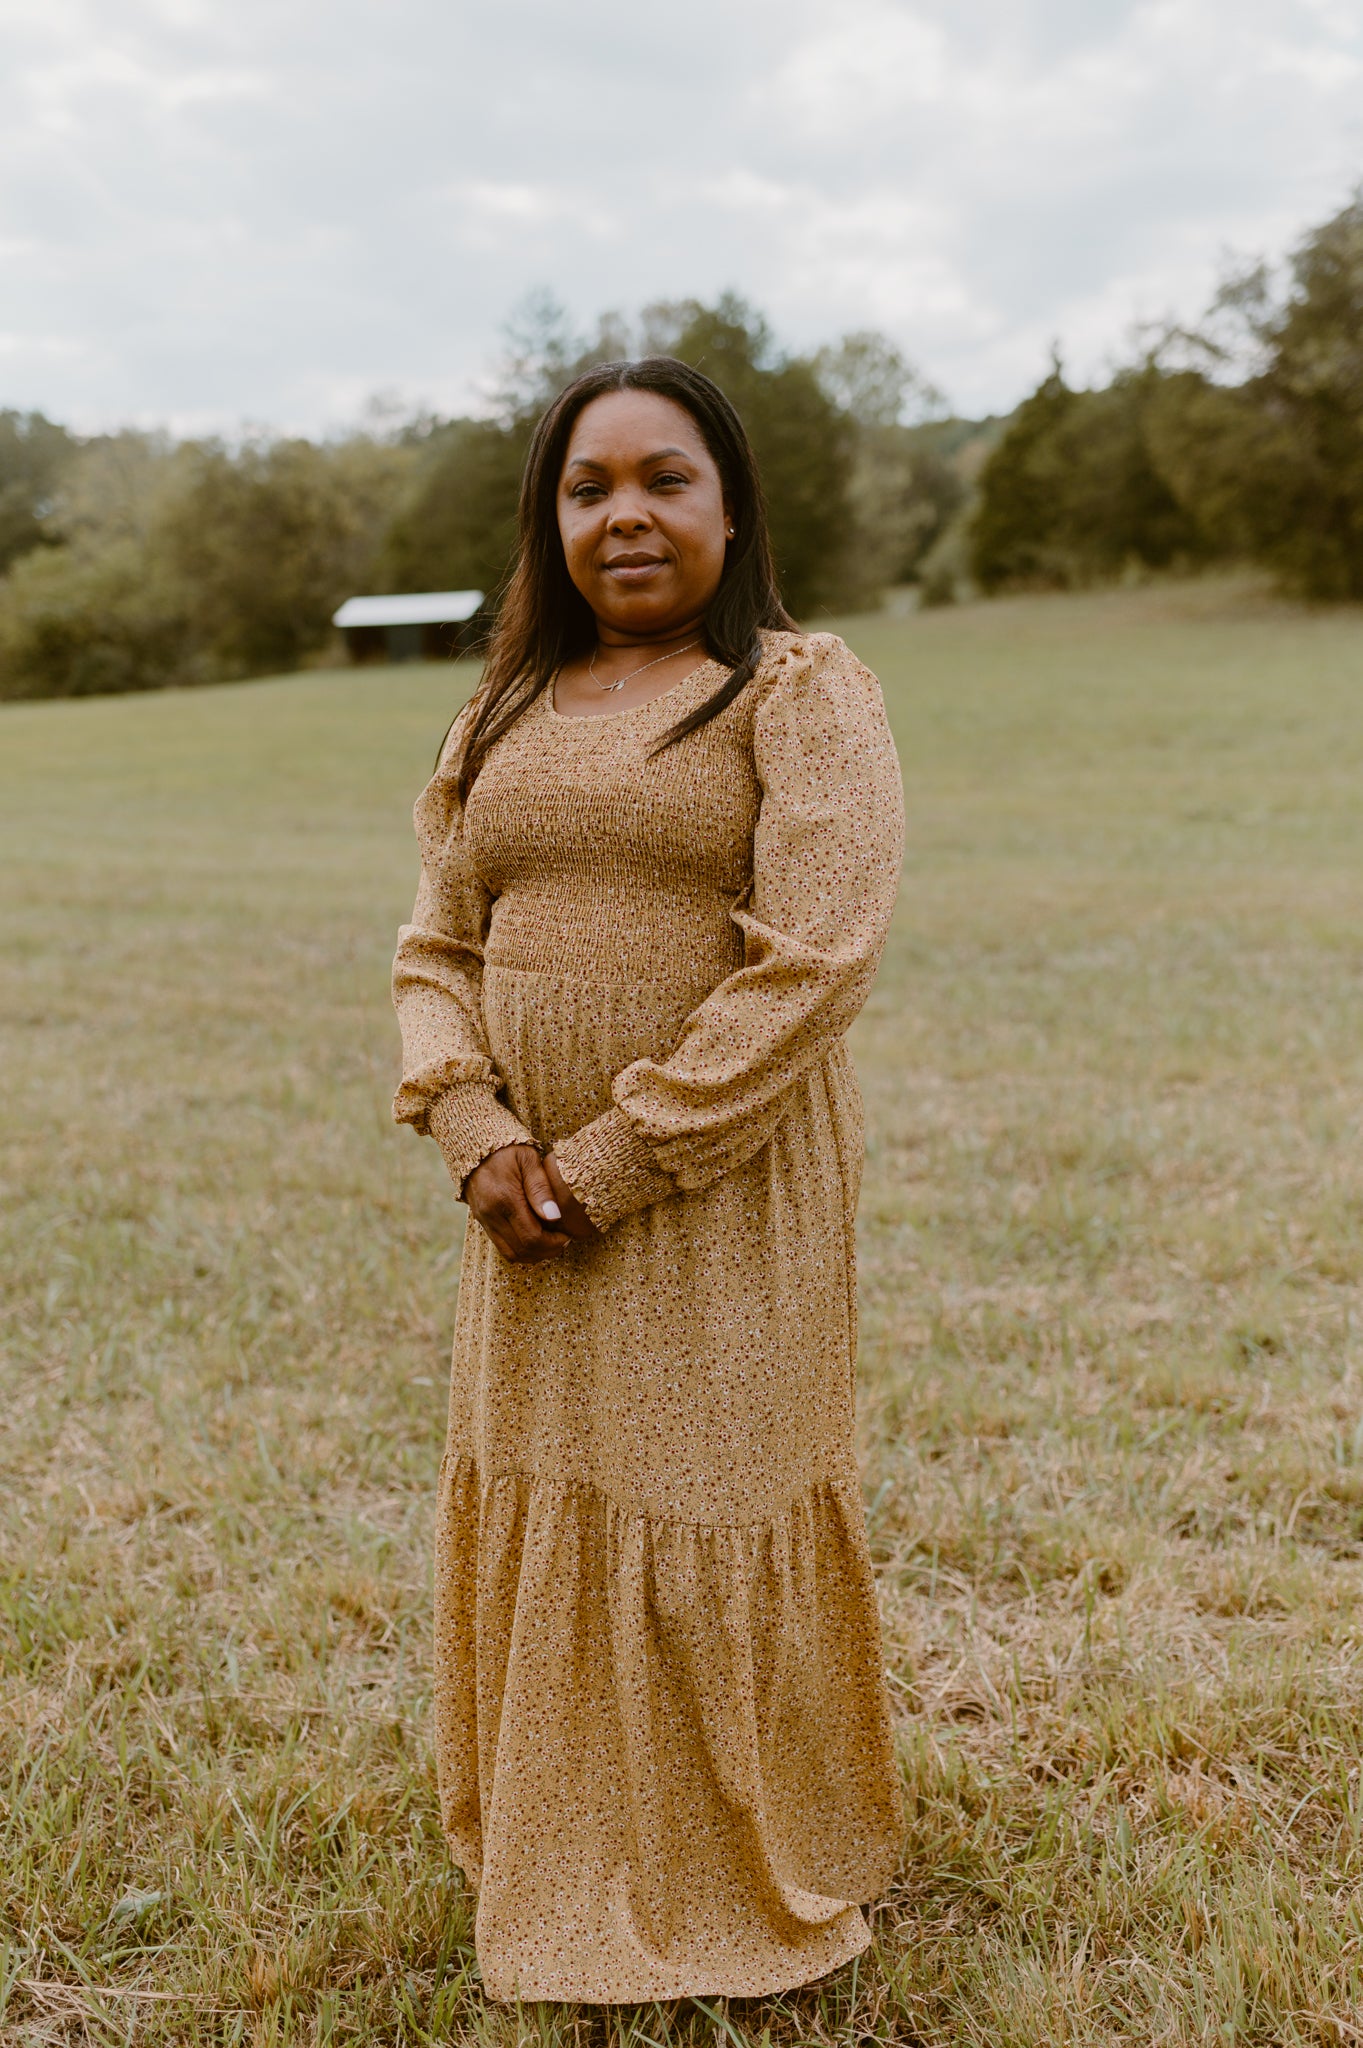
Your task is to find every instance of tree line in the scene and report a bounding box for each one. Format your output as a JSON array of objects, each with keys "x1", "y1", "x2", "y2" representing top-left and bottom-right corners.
[
  {"x1": 1, "y1": 190, "x2": 1359, "y2": 702},
  {"x1": 970, "y1": 192, "x2": 1363, "y2": 602},
  {"x1": 0, "y1": 296, "x2": 966, "y2": 701}
]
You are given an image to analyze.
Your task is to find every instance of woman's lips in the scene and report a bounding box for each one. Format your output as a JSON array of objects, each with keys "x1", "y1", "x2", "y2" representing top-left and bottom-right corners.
[{"x1": 603, "y1": 557, "x2": 667, "y2": 582}]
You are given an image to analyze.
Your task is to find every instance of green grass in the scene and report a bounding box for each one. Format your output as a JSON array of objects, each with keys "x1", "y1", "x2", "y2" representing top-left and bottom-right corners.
[{"x1": 3, "y1": 574, "x2": 1363, "y2": 2044}]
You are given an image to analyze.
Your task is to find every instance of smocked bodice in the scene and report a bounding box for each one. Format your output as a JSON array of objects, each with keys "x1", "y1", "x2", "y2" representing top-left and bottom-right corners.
[{"x1": 463, "y1": 668, "x2": 757, "y2": 986}]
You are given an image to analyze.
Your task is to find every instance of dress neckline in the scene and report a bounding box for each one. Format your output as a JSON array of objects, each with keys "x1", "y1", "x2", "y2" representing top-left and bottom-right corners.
[{"x1": 547, "y1": 657, "x2": 723, "y2": 724}]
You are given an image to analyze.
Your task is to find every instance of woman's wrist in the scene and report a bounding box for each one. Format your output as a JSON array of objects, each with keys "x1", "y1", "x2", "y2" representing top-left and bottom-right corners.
[
  {"x1": 427, "y1": 1086, "x2": 536, "y2": 1197},
  {"x1": 551, "y1": 1107, "x2": 675, "y2": 1232}
]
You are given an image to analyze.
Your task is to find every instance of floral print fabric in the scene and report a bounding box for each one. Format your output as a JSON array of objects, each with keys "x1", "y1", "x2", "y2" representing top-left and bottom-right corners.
[{"x1": 393, "y1": 632, "x2": 905, "y2": 2001}]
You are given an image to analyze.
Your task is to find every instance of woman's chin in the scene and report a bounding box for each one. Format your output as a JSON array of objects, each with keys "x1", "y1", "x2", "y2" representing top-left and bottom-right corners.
[{"x1": 593, "y1": 596, "x2": 692, "y2": 639}]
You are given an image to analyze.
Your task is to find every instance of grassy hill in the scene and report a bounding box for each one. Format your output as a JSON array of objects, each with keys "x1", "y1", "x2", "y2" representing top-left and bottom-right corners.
[{"x1": 4, "y1": 577, "x2": 1363, "y2": 2043}]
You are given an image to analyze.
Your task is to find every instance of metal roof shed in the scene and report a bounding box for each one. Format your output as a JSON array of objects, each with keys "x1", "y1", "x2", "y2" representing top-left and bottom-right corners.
[{"x1": 332, "y1": 589, "x2": 485, "y2": 664}]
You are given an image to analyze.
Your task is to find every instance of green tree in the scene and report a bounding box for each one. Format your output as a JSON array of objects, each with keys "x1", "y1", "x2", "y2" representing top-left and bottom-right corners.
[
  {"x1": 969, "y1": 358, "x2": 1078, "y2": 591},
  {"x1": 813, "y1": 329, "x2": 945, "y2": 430},
  {"x1": 53, "y1": 430, "x2": 178, "y2": 547},
  {"x1": 0, "y1": 410, "x2": 76, "y2": 574},
  {"x1": 1143, "y1": 373, "x2": 1296, "y2": 565},
  {"x1": 1149, "y1": 194, "x2": 1363, "y2": 598},
  {"x1": 378, "y1": 295, "x2": 637, "y2": 605},
  {"x1": 160, "y1": 436, "x2": 404, "y2": 674},
  {"x1": 812, "y1": 333, "x2": 962, "y2": 601},
  {"x1": 0, "y1": 535, "x2": 192, "y2": 700},
  {"x1": 380, "y1": 418, "x2": 524, "y2": 598},
  {"x1": 492, "y1": 291, "x2": 631, "y2": 426},
  {"x1": 970, "y1": 359, "x2": 1205, "y2": 592},
  {"x1": 646, "y1": 294, "x2": 855, "y2": 614},
  {"x1": 0, "y1": 429, "x2": 200, "y2": 699},
  {"x1": 389, "y1": 293, "x2": 865, "y2": 617}
]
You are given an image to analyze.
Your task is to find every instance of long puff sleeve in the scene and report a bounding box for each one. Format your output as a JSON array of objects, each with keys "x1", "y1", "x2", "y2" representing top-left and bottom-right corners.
[
  {"x1": 392, "y1": 715, "x2": 535, "y2": 1192},
  {"x1": 553, "y1": 636, "x2": 904, "y2": 1230}
]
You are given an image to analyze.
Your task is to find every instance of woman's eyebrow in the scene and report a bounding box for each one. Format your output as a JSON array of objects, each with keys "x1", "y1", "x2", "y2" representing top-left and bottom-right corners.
[{"x1": 566, "y1": 447, "x2": 692, "y2": 471}]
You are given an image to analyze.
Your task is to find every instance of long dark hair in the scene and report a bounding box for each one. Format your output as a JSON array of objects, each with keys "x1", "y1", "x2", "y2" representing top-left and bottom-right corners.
[{"x1": 448, "y1": 355, "x2": 794, "y2": 799}]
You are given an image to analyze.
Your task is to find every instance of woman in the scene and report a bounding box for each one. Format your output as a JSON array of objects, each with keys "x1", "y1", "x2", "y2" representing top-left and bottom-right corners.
[{"x1": 392, "y1": 356, "x2": 904, "y2": 2004}]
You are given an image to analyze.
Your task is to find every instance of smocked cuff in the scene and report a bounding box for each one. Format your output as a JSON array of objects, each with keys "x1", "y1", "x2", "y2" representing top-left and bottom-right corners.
[
  {"x1": 428, "y1": 1084, "x2": 536, "y2": 1198},
  {"x1": 552, "y1": 1105, "x2": 676, "y2": 1232}
]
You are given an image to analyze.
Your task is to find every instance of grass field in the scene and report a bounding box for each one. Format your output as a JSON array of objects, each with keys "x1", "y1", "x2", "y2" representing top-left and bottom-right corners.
[{"x1": 4, "y1": 576, "x2": 1363, "y2": 2045}]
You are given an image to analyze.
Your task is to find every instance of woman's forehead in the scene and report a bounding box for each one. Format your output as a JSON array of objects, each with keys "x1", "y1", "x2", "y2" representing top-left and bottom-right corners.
[{"x1": 564, "y1": 388, "x2": 710, "y2": 465}]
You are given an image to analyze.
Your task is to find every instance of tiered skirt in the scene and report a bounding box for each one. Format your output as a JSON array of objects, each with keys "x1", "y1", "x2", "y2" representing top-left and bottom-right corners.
[{"x1": 434, "y1": 962, "x2": 901, "y2": 2002}]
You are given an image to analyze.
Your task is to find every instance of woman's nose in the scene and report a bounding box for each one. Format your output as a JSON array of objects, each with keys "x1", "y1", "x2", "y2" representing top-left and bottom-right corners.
[{"x1": 607, "y1": 495, "x2": 652, "y2": 533}]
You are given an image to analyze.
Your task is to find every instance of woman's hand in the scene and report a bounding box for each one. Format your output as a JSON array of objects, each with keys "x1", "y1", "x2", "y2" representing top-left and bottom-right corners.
[
  {"x1": 464, "y1": 1145, "x2": 601, "y2": 1263},
  {"x1": 465, "y1": 1144, "x2": 572, "y2": 1263},
  {"x1": 543, "y1": 1153, "x2": 600, "y2": 1243}
]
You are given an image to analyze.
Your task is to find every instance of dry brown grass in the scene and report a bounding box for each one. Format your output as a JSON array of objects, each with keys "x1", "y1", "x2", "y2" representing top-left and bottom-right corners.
[{"x1": 3, "y1": 575, "x2": 1363, "y2": 2043}]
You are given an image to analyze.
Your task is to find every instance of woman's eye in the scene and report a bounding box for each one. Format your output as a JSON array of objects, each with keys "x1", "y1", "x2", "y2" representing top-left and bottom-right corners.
[
  {"x1": 570, "y1": 483, "x2": 604, "y2": 501},
  {"x1": 652, "y1": 472, "x2": 686, "y2": 488}
]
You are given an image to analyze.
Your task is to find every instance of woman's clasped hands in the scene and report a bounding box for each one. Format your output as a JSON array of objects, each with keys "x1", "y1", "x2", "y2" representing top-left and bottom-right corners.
[{"x1": 464, "y1": 1144, "x2": 599, "y2": 1263}]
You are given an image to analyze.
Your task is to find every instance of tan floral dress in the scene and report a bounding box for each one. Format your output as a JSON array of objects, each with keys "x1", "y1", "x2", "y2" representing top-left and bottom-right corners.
[{"x1": 392, "y1": 630, "x2": 904, "y2": 2003}]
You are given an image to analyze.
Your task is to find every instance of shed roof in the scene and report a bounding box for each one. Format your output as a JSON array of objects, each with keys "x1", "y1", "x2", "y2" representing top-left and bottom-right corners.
[{"x1": 332, "y1": 589, "x2": 483, "y2": 629}]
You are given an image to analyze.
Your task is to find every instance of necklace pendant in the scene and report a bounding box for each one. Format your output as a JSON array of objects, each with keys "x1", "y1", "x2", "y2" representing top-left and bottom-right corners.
[{"x1": 587, "y1": 636, "x2": 703, "y2": 696}]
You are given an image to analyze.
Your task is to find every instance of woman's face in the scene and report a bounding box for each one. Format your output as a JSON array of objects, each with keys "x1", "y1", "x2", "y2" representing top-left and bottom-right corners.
[{"x1": 557, "y1": 389, "x2": 730, "y2": 640}]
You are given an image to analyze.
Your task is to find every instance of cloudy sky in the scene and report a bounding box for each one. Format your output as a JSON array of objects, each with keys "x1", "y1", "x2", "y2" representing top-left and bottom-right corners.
[{"x1": 3, "y1": 0, "x2": 1361, "y2": 434}]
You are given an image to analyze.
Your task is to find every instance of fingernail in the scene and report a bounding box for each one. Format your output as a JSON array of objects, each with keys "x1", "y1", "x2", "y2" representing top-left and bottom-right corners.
[{"x1": 540, "y1": 1201, "x2": 562, "y2": 1221}]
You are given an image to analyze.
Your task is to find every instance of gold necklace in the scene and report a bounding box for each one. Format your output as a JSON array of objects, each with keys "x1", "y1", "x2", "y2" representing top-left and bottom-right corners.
[{"x1": 587, "y1": 639, "x2": 702, "y2": 694}]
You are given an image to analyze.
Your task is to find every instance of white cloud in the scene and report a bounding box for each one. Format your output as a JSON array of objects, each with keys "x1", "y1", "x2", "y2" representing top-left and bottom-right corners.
[
  {"x1": 0, "y1": 0, "x2": 1359, "y2": 432},
  {"x1": 445, "y1": 182, "x2": 622, "y2": 249},
  {"x1": 761, "y1": 2, "x2": 953, "y2": 129}
]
